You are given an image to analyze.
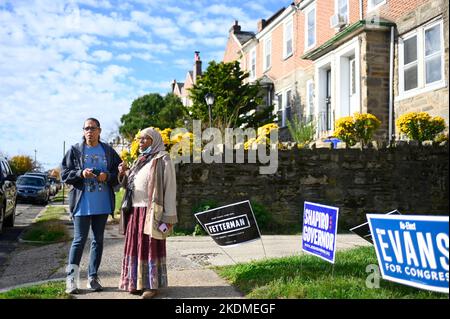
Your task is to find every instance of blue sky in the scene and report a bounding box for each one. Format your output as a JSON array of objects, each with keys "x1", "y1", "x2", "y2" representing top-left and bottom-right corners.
[{"x1": 0, "y1": 0, "x2": 287, "y2": 170}]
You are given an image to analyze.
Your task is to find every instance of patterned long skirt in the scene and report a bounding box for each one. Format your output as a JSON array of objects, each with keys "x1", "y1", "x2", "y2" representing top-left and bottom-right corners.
[{"x1": 119, "y1": 206, "x2": 167, "y2": 292}]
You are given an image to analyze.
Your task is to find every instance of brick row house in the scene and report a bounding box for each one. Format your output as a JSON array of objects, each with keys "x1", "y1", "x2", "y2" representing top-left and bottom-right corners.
[
  {"x1": 222, "y1": 0, "x2": 449, "y2": 142},
  {"x1": 171, "y1": 51, "x2": 203, "y2": 107}
]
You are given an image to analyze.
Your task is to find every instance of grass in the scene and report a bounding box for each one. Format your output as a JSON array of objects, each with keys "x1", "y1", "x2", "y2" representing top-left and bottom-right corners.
[
  {"x1": 215, "y1": 246, "x2": 447, "y2": 299},
  {"x1": 0, "y1": 281, "x2": 71, "y2": 299},
  {"x1": 21, "y1": 206, "x2": 70, "y2": 243}
]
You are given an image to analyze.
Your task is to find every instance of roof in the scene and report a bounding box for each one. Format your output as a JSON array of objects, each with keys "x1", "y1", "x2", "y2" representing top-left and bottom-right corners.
[{"x1": 234, "y1": 31, "x2": 255, "y2": 45}]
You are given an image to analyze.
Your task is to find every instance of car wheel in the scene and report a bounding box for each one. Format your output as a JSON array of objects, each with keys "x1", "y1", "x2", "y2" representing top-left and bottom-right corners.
[{"x1": 4, "y1": 203, "x2": 16, "y2": 227}]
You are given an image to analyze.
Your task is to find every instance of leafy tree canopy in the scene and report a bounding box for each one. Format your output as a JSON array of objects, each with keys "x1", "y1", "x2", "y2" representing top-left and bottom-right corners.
[
  {"x1": 9, "y1": 155, "x2": 33, "y2": 175},
  {"x1": 119, "y1": 93, "x2": 185, "y2": 141},
  {"x1": 188, "y1": 60, "x2": 274, "y2": 131}
]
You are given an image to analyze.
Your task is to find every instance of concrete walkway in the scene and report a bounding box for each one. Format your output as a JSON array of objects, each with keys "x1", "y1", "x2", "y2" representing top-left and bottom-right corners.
[{"x1": 0, "y1": 214, "x2": 370, "y2": 298}]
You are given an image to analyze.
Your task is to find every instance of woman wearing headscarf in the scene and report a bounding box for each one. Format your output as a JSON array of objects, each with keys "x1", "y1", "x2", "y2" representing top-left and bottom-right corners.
[{"x1": 117, "y1": 127, "x2": 178, "y2": 299}]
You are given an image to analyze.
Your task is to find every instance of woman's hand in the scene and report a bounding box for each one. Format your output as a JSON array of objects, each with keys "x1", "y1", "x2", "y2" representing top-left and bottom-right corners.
[
  {"x1": 97, "y1": 172, "x2": 108, "y2": 182},
  {"x1": 118, "y1": 161, "x2": 128, "y2": 176}
]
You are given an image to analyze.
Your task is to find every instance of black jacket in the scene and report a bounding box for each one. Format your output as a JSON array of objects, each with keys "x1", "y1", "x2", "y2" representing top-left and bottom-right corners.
[{"x1": 61, "y1": 141, "x2": 122, "y2": 217}]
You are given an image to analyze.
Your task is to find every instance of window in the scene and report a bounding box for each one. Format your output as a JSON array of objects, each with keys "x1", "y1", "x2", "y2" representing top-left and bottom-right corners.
[
  {"x1": 424, "y1": 23, "x2": 443, "y2": 84},
  {"x1": 336, "y1": 0, "x2": 348, "y2": 23},
  {"x1": 263, "y1": 36, "x2": 272, "y2": 71},
  {"x1": 368, "y1": 0, "x2": 386, "y2": 11},
  {"x1": 249, "y1": 48, "x2": 256, "y2": 80},
  {"x1": 284, "y1": 19, "x2": 293, "y2": 58},
  {"x1": 305, "y1": 4, "x2": 316, "y2": 50},
  {"x1": 399, "y1": 19, "x2": 445, "y2": 97},
  {"x1": 403, "y1": 35, "x2": 418, "y2": 91}
]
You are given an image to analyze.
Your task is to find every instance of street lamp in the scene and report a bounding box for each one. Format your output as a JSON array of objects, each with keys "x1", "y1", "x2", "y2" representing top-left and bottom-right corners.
[{"x1": 204, "y1": 93, "x2": 214, "y2": 128}]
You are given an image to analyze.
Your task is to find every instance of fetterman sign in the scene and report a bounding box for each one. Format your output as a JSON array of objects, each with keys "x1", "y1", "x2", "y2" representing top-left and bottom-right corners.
[{"x1": 194, "y1": 200, "x2": 261, "y2": 247}]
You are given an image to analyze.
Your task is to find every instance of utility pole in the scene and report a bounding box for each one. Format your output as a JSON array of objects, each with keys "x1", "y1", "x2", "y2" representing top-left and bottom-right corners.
[{"x1": 34, "y1": 149, "x2": 37, "y2": 169}]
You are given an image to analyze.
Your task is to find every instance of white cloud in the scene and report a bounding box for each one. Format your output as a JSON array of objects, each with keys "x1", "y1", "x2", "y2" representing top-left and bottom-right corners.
[
  {"x1": 92, "y1": 50, "x2": 113, "y2": 62},
  {"x1": 117, "y1": 53, "x2": 132, "y2": 61}
]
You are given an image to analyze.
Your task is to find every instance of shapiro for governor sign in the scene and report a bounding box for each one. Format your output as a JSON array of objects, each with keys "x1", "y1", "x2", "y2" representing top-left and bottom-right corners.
[
  {"x1": 194, "y1": 200, "x2": 261, "y2": 247},
  {"x1": 367, "y1": 214, "x2": 449, "y2": 293},
  {"x1": 301, "y1": 201, "x2": 339, "y2": 263}
]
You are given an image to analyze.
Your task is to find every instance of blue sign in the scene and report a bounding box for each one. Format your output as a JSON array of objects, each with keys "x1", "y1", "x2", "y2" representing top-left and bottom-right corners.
[
  {"x1": 301, "y1": 201, "x2": 339, "y2": 263},
  {"x1": 367, "y1": 214, "x2": 449, "y2": 293}
]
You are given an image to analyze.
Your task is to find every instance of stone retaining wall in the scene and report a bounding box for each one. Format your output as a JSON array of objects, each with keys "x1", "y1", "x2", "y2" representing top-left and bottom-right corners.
[{"x1": 175, "y1": 143, "x2": 449, "y2": 233}]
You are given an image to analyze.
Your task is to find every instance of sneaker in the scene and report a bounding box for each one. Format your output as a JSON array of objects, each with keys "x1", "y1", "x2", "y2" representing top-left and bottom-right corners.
[
  {"x1": 65, "y1": 276, "x2": 78, "y2": 294},
  {"x1": 87, "y1": 276, "x2": 103, "y2": 292},
  {"x1": 65, "y1": 265, "x2": 79, "y2": 294}
]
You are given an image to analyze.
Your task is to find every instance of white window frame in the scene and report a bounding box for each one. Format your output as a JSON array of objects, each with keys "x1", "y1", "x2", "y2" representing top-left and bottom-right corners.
[
  {"x1": 283, "y1": 18, "x2": 294, "y2": 59},
  {"x1": 263, "y1": 35, "x2": 272, "y2": 72},
  {"x1": 306, "y1": 79, "x2": 315, "y2": 121},
  {"x1": 304, "y1": 3, "x2": 316, "y2": 52},
  {"x1": 397, "y1": 19, "x2": 446, "y2": 101},
  {"x1": 368, "y1": 0, "x2": 386, "y2": 12},
  {"x1": 335, "y1": 0, "x2": 349, "y2": 24},
  {"x1": 249, "y1": 48, "x2": 257, "y2": 81}
]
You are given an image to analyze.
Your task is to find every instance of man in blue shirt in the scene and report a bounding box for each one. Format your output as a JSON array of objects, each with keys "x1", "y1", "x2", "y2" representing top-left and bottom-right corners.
[{"x1": 61, "y1": 118, "x2": 121, "y2": 294}]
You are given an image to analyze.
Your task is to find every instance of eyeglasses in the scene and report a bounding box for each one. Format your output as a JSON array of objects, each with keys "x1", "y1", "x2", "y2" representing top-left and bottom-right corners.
[{"x1": 83, "y1": 126, "x2": 99, "y2": 131}]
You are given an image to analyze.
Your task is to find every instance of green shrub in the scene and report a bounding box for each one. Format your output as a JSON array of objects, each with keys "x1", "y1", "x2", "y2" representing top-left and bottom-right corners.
[
  {"x1": 396, "y1": 112, "x2": 446, "y2": 142},
  {"x1": 191, "y1": 200, "x2": 219, "y2": 236},
  {"x1": 250, "y1": 201, "x2": 273, "y2": 232},
  {"x1": 287, "y1": 118, "x2": 316, "y2": 148}
]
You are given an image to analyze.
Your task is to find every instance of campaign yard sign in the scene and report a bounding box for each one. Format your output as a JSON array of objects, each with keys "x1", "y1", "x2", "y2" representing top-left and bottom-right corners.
[
  {"x1": 194, "y1": 200, "x2": 261, "y2": 247},
  {"x1": 349, "y1": 210, "x2": 401, "y2": 244},
  {"x1": 301, "y1": 201, "x2": 339, "y2": 263},
  {"x1": 367, "y1": 214, "x2": 449, "y2": 293}
]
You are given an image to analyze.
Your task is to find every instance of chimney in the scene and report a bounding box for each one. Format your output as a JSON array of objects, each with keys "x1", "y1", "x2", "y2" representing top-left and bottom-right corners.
[
  {"x1": 229, "y1": 20, "x2": 241, "y2": 33},
  {"x1": 193, "y1": 51, "x2": 202, "y2": 84},
  {"x1": 171, "y1": 79, "x2": 176, "y2": 93},
  {"x1": 257, "y1": 19, "x2": 266, "y2": 32}
]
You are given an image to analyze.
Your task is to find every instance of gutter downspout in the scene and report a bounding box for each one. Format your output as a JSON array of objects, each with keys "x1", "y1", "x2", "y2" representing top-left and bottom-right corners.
[{"x1": 388, "y1": 26, "x2": 395, "y2": 144}]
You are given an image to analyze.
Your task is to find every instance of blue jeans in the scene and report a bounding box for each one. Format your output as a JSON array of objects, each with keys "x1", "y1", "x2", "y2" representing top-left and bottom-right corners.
[{"x1": 68, "y1": 214, "x2": 109, "y2": 278}]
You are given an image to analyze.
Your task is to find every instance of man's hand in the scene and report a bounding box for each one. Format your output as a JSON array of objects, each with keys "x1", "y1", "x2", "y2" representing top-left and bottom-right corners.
[{"x1": 118, "y1": 162, "x2": 128, "y2": 176}]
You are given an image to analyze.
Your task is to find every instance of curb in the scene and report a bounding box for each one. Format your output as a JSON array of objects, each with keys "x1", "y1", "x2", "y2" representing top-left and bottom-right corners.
[{"x1": 0, "y1": 277, "x2": 65, "y2": 293}]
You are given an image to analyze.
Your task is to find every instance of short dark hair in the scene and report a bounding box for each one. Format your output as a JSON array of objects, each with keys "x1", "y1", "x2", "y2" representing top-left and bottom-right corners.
[{"x1": 84, "y1": 118, "x2": 101, "y2": 128}]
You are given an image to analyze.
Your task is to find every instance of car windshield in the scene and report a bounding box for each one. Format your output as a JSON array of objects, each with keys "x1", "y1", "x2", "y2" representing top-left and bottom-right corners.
[{"x1": 17, "y1": 176, "x2": 45, "y2": 186}]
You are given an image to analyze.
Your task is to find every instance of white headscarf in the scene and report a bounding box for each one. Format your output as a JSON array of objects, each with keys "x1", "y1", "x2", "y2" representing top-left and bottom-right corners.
[{"x1": 139, "y1": 127, "x2": 166, "y2": 156}]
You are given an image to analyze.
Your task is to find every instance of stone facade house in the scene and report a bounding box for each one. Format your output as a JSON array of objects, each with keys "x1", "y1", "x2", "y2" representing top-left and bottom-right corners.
[{"x1": 222, "y1": 0, "x2": 449, "y2": 141}]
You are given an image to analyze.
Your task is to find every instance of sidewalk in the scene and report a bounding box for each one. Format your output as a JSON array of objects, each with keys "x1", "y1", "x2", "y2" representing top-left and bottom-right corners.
[{"x1": 0, "y1": 214, "x2": 370, "y2": 298}]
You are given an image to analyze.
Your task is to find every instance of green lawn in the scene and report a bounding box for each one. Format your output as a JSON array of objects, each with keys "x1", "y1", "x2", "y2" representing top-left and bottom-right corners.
[
  {"x1": 21, "y1": 206, "x2": 70, "y2": 243},
  {"x1": 215, "y1": 246, "x2": 447, "y2": 299},
  {"x1": 0, "y1": 281, "x2": 71, "y2": 299}
]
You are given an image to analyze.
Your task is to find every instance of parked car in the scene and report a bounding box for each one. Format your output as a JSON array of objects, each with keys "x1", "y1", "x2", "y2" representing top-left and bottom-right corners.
[
  {"x1": 24, "y1": 172, "x2": 53, "y2": 196},
  {"x1": 0, "y1": 157, "x2": 17, "y2": 233},
  {"x1": 48, "y1": 176, "x2": 61, "y2": 194},
  {"x1": 16, "y1": 175, "x2": 49, "y2": 205}
]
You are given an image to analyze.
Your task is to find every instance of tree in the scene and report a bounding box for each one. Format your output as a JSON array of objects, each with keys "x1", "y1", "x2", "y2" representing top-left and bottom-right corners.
[
  {"x1": 159, "y1": 93, "x2": 187, "y2": 129},
  {"x1": 119, "y1": 93, "x2": 165, "y2": 141},
  {"x1": 9, "y1": 155, "x2": 33, "y2": 175},
  {"x1": 188, "y1": 60, "x2": 274, "y2": 131},
  {"x1": 119, "y1": 93, "x2": 186, "y2": 141}
]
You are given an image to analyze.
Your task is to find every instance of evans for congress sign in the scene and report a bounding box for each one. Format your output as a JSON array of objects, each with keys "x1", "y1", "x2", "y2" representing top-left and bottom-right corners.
[
  {"x1": 367, "y1": 214, "x2": 449, "y2": 293},
  {"x1": 301, "y1": 201, "x2": 339, "y2": 263},
  {"x1": 194, "y1": 200, "x2": 261, "y2": 247}
]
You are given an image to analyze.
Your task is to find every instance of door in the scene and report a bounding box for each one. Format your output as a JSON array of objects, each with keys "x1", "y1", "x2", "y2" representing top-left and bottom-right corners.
[{"x1": 325, "y1": 69, "x2": 332, "y2": 131}]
